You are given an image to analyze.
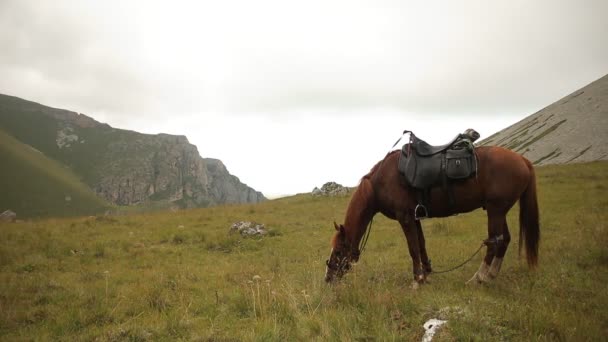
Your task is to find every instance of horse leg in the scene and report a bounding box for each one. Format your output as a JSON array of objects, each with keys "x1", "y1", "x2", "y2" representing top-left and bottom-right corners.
[
  {"x1": 467, "y1": 209, "x2": 506, "y2": 284},
  {"x1": 399, "y1": 217, "x2": 425, "y2": 284},
  {"x1": 489, "y1": 218, "x2": 511, "y2": 279},
  {"x1": 416, "y1": 220, "x2": 432, "y2": 274}
]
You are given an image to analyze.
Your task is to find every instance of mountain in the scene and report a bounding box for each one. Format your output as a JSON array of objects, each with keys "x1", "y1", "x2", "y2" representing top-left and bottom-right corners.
[
  {"x1": 479, "y1": 74, "x2": 608, "y2": 165},
  {"x1": 0, "y1": 94, "x2": 266, "y2": 211},
  {"x1": 0, "y1": 129, "x2": 109, "y2": 218}
]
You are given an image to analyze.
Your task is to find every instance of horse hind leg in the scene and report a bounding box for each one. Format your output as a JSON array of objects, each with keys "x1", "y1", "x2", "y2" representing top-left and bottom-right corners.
[
  {"x1": 468, "y1": 209, "x2": 507, "y2": 284},
  {"x1": 489, "y1": 218, "x2": 511, "y2": 278}
]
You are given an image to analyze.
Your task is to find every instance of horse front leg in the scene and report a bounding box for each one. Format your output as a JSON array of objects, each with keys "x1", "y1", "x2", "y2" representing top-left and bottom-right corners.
[
  {"x1": 399, "y1": 216, "x2": 425, "y2": 285},
  {"x1": 416, "y1": 220, "x2": 432, "y2": 275}
]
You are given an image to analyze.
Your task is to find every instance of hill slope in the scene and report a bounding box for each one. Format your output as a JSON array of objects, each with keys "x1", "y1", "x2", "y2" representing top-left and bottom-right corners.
[
  {"x1": 479, "y1": 74, "x2": 608, "y2": 165},
  {"x1": 0, "y1": 94, "x2": 265, "y2": 209},
  {"x1": 0, "y1": 129, "x2": 109, "y2": 218}
]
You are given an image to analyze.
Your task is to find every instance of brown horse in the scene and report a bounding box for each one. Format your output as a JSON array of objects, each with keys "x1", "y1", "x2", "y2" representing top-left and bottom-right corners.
[{"x1": 324, "y1": 145, "x2": 539, "y2": 285}]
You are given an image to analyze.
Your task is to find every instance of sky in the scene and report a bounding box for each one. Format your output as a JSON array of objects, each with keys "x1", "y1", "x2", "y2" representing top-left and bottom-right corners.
[{"x1": 1, "y1": 1, "x2": 607, "y2": 198}]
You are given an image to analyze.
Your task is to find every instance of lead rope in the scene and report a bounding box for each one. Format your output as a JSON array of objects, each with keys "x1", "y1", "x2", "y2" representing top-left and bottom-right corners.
[
  {"x1": 432, "y1": 235, "x2": 502, "y2": 274},
  {"x1": 430, "y1": 242, "x2": 484, "y2": 274}
]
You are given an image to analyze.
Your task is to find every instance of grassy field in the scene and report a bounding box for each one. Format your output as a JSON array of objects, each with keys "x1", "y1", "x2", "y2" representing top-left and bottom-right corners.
[{"x1": 0, "y1": 162, "x2": 606, "y2": 341}]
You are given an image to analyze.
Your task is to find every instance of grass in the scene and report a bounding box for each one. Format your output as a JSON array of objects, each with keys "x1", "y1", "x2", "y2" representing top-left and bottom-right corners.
[{"x1": 0, "y1": 162, "x2": 607, "y2": 340}]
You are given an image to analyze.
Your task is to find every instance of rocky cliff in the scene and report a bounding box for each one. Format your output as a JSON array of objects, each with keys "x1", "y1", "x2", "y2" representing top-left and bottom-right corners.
[
  {"x1": 204, "y1": 158, "x2": 265, "y2": 204},
  {"x1": 479, "y1": 74, "x2": 608, "y2": 165},
  {"x1": 0, "y1": 93, "x2": 266, "y2": 208}
]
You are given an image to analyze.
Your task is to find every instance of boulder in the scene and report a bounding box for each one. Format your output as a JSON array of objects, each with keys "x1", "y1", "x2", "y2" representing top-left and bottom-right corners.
[
  {"x1": 230, "y1": 221, "x2": 268, "y2": 237},
  {"x1": 312, "y1": 182, "x2": 349, "y2": 197},
  {"x1": 0, "y1": 210, "x2": 17, "y2": 222}
]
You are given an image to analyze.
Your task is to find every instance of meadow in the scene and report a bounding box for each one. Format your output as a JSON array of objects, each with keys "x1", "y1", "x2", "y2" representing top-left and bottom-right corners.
[{"x1": 0, "y1": 162, "x2": 606, "y2": 341}]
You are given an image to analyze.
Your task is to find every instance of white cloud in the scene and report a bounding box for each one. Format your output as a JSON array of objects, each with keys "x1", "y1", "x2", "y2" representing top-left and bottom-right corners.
[{"x1": 0, "y1": 0, "x2": 607, "y2": 196}]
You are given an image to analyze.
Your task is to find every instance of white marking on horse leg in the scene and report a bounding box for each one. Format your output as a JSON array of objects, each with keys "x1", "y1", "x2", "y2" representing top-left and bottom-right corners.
[
  {"x1": 466, "y1": 262, "x2": 490, "y2": 284},
  {"x1": 488, "y1": 257, "x2": 503, "y2": 279}
]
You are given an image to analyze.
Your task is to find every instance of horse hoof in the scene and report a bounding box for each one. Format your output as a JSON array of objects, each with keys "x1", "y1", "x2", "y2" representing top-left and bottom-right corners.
[
  {"x1": 466, "y1": 273, "x2": 484, "y2": 285},
  {"x1": 411, "y1": 281, "x2": 420, "y2": 290}
]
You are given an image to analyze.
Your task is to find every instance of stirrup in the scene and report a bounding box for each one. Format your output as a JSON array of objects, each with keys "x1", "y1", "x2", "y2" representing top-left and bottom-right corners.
[{"x1": 414, "y1": 204, "x2": 428, "y2": 220}]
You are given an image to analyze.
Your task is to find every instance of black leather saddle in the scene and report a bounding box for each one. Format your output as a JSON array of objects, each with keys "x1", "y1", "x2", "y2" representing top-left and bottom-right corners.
[
  {"x1": 397, "y1": 129, "x2": 479, "y2": 217},
  {"x1": 411, "y1": 134, "x2": 464, "y2": 156}
]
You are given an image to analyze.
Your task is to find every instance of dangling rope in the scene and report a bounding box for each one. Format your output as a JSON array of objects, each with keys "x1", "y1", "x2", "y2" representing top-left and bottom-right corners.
[
  {"x1": 430, "y1": 242, "x2": 485, "y2": 274},
  {"x1": 431, "y1": 235, "x2": 501, "y2": 274}
]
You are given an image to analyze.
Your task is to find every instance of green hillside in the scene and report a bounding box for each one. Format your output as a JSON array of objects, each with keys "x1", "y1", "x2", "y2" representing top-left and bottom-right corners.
[
  {"x1": 0, "y1": 129, "x2": 110, "y2": 218},
  {"x1": 0, "y1": 94, "x2": 135, "y2": 185},
  {"x1": 0, "y1": 161, "x2": 606, "y2": 340}
]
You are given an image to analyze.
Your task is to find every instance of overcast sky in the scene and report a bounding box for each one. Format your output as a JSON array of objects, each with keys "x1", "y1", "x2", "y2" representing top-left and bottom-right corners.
[{"x1": 1, "y1": 0, "x2": 607, "y2": 197}]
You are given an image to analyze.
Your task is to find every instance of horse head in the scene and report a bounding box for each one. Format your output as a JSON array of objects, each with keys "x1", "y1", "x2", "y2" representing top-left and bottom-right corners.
[{"x1": 325, "y1": 222, "x2": 358, "y2": 283}]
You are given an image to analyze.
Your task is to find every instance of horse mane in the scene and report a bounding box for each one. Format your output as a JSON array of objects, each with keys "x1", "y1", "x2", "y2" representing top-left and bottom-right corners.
[
  {"x1": 346, "y1": 151, "x2": 400, "y2": 226},
  {"x1": 333, "y1": 150, "x2": 400, "y2": 248},
  {"x1": 361, "y1": 150, "x2": 400, "y2": 182}
]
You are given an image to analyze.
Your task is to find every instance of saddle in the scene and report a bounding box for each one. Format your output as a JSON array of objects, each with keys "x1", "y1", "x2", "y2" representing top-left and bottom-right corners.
[{"x1": 398, "y1": 129, "x2": 480, "y2": 218}]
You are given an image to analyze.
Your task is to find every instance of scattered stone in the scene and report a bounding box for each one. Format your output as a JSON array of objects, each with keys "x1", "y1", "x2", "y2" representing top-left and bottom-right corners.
[
  {"x1": 0, "y1": 210, "x2": 17, "y2": 222},
  {"x1": 422, "y1": 318, "x2": 447, "y2": 342},
  {"x1": 230, "y1": 221, "x2": 268, "y2": 236},
  {"x1": 312, "y1": 182, "x2": 349, "y2": 197}
]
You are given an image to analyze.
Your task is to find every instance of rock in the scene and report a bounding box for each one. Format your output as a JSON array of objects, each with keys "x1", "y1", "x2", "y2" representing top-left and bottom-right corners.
[
  {"x1": 312, "y1": 182, "x2": 349, "y2": 197},
  {"x1": 230, "y1": 221, "x2": 268, "y2": 237},
  {"x1": 422, "y1": 319, "x2": 447, "y2": 342},
  {"x1": 0, "y1": 210, "x2": 16, "y2": 222}
]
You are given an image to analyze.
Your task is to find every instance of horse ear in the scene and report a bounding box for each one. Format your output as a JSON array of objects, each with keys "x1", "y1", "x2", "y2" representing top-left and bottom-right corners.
[{"x1": 334, "y1": 221, "x2": 340, "y2": 231}]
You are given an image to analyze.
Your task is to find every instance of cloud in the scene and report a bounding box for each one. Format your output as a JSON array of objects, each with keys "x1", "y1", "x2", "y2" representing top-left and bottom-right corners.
[
  {"x1": 1, "y1": 0, "x2": 607, "y2": 121},
  {"x1": 1, "y1": 0, "x2": 607, "y2": 195}
]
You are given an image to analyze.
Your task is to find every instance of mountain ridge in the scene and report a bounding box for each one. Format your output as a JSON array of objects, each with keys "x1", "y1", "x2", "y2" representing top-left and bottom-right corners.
[
  {"x1": 479, "y1": 74, "x2": 608, "y2": 165},
  {"x1": 0, "y1": 93, "x2": 266, "y2": 211}
]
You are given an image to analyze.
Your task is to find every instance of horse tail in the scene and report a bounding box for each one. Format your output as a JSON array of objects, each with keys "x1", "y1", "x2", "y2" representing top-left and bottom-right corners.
[{"x1": 519, "y1": 158, "x2": 540, "y2": 268}]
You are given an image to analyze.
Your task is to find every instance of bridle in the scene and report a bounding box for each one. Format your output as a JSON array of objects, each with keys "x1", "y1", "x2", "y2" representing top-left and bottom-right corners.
[{"x1": 325, "y1": 250, "x2": 352, "y2": 274}]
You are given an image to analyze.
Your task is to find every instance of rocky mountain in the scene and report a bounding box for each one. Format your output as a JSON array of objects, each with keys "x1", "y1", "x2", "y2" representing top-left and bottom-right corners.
[
  {"x1": 0, "y1": 94, "x2": 266, "y2": 209},
  {"x1": 479, "y1": 74, "x2": 608, "y2": 165}
]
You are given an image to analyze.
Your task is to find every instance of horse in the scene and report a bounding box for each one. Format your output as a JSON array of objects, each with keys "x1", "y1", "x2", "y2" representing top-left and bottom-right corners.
[{"x1": 324, "y1": 145, "x2": 539, "y2": 285}]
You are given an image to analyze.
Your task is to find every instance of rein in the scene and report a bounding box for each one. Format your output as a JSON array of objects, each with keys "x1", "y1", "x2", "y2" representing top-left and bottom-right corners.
[
  {"x1": 355, "y1": 216, "x2": 374, "y2": 259},
  {"x1": 354, "y1": 131, "x2": 411, "y2": 260}
]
